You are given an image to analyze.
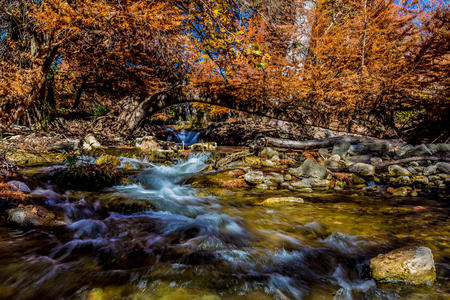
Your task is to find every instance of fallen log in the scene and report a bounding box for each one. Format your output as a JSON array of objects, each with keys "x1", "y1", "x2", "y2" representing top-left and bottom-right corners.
[{"x1": 265, "y1": 136, "x2": 384, "y2": 150}]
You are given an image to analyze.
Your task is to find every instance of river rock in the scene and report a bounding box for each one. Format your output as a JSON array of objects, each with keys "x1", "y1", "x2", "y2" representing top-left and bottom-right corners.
[
  {"x1": 435, "y1": 162, "x2": 450, "y2": 174},
  {"x1": 262, "y1": 159, "x2": 276, "y2": 167},
  {"x1": 413, "y1": 176, "x2": 429, "y2": 185},
  {"x1": 332, "y1": 142, "x2": 351, "y2": 158},
  {"x1": 289, "y1": 159, "x2": 327, "y2": 179},
  {"x1": 388, "y1": 165, "x2": 411, "y2": 176},
  {"x1": 7, "y1": 181, "x2": 31, "y2": 193},
  {"x1": 95, "y1": 155, "x2": 120, "y2": 167},
  {"x1": 136, "y1": 136, "x2": 161, "y2": 152},
  {"x1": 403, "y1": 144, "x2": 433, "y2": 158},
  {"x1": 5, "y1": 151, "x2": 64, "y2": 167},
  {"x1": 83, "y1": 134, "x2": 101, "y2": 151},
  {"x1": 261, "y1": 147, "x2": 279, "y2": 160},
  {"x1": 329, "y1": 154, "x2": 341, "y2": 162},
  {"x1": 423, "y1": 165, "x2": 437, "y2": 176},
  {"x1": 244, "y1": 156, "x2": 261, "y2": 166},
  {"x1": 349, "y1": 163, "x2": 375, "y2": 177},
  {"x1": 7, "y1": 205, "x2": 64, "y2": 227},
  {"x1": 391, "y1": 186, "x2": 412, "y2": 196},
  {"x1": 427, "y1": 143, "x2": 450, "y2": 155},
  {"x1": 370, "y1": 246, "x2": 436, "y2": 285},
  {"x1": 325, "y1": 159, "x2": 340, "y2": 169},
  {"x1": 190, "y1": 142, "x2": 217, "y2": 151},
  {"x1": 291, "y1": 178, "x2": 330, "y2": 189},
  {"x1": 258, "y1": 197, "x2": 304, "y2": 206},
  {"x1": 244, "y1": 171, "x2": 265, "y2": 185},
  {"x1": 390, "y1": 176, "x2": 411, "y2": 186}
]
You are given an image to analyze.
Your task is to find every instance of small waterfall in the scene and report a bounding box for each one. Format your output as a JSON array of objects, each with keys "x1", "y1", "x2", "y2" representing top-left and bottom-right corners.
[{"x1": 165, "y1": 127, "x2": 201, "y2": 145}]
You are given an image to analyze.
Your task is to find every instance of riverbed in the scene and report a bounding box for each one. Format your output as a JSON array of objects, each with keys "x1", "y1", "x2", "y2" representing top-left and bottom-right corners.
[{"x1": 0, "y1": 154, "x2": 448, "y2": 299}]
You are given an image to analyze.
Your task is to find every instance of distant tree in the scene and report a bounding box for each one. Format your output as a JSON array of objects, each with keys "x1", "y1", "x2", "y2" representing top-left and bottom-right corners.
[{"x1": 0, "y1": 0, "x2": 448, "y2": 139}]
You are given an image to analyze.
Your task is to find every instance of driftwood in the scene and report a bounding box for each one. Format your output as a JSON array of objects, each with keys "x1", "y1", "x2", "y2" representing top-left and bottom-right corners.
[
  {"x1": 265, "y1": 136, "x2": 385, "y2": 150},
  {"x1": 375, "y1": 156, "x2": 450, "y2": 169}
]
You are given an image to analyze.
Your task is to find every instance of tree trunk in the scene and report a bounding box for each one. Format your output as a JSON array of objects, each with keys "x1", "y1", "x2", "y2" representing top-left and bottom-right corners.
[{"x1": 114, "y1": 87, "x2": 397, "y2": 138}]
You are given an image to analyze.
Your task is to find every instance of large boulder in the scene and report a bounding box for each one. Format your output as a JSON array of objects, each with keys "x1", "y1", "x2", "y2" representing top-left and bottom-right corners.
[
  {"x1": 7, "y1": 205, "x2": 64, "y2": 227},
  {"x1": 289, "y1": 159, "x2": 327, "y2": 179},
  {"x1": 402, "y1": 144, "x2": 433, "y2": 158},
  {"x1": 349, "y1": 163, "x2": 375, "y2": 177},
  {"x1": 244, "y1": 171, "x2": 265, "y2": 185},
  {"x1": 83, "y1": 134, "x2": 101, "y2": 151},
  {"x1": 136, "y1": 136, "x2": 162, "y2": 152},
  {"x1": 370, "y1": 247, "x2": 436, "y2": 285}
]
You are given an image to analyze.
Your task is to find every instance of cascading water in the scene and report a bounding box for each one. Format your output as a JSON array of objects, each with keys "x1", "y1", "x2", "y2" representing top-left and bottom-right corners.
[
  {"x1": 0, "y1": 153, "x2": 448, "y2": 299},
  {"x1": 165, "y1": 127, "x2": 201, "y2": 146}
]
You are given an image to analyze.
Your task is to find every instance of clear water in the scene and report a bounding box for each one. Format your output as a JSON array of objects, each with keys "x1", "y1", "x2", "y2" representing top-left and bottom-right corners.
[{"x1": 0, "y1": 154, "x2": 448, "y2": 299}]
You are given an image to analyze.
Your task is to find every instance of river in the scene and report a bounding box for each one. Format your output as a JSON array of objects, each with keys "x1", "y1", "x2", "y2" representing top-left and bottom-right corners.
[{"x1": 0, "y1": 154, "x2": 448, "y2": 299}]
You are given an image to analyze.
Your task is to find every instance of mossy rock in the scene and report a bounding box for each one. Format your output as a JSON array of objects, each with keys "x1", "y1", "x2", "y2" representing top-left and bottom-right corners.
[
  {"x1": 5, "y1": 151, "x2": 64, "y2": 167},
  {"x1": 370, "y1": 246, "x2": 436, "y2": 285},
  {"x1": 95, "y1": 155, "x2": 120, "y2": 167}
]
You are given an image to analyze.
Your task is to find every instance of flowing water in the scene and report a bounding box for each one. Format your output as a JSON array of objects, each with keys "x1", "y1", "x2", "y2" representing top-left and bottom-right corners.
[
  {"x1": 165, "y1": 128, "x2": 201, "y2": 146},
  {"x1": 0, "y1": 154, "x2": 449, "y2": 299}
]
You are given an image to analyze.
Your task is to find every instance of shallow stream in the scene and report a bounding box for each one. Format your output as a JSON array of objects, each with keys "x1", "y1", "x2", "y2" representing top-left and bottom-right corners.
[{"x1": 0, "y1": 154, "x2": 448, "y2": 299}]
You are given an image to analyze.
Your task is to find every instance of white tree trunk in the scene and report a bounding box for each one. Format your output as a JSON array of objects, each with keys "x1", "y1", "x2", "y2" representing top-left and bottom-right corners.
[{"x1": 286, "y1": 0, "x2": 316, "y2": 70}]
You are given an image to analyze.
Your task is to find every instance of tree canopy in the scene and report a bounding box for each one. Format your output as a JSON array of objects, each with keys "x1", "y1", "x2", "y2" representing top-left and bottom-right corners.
[{"x1": 0, "y1": 0, "x2": 448, "y2": 138}]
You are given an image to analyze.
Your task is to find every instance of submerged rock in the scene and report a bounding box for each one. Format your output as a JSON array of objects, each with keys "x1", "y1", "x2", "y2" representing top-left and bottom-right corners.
[
  {"x1": 258, "y1": 197, "x2": 304, "y2": 206},
  {"x1": 289, "y1": 159, "x2": 327, "y2": 179},
  {"x1": 391, "y1": 186, "x2": 412, "y2": 196},
  {"x1": 7, "y1": 205, "x2": 64, "y2": 227},
  {"x1": 349, "y1": 163, "x2": 375, "y2": 177},
  {"x1": 370, "y1": 246, "x2": 436, "y2": 285}
]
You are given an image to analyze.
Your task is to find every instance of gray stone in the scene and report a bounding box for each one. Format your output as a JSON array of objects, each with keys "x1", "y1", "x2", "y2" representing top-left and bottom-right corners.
[
  {"x1": 436, "y1": 162, "x2": 450, "y2": 174},
  {"x1": 349, "y1": 163, "x2": 375, "y2": 176},
  {"x1": 363, "y1": 142, "x2": 391, "y2": 155},
  {"x1": 423, "y1": 165, "x2": 437, "y2": 176},
  {"x1": 136, "y1": 136, "x2": 162, "y2": 152},
  {"x1": 370, "y1": 246, "x2": 436, "y2": 285},
  {"x1": 347, "y1": 155, "x2": 372, "y2": 164},
  {"x1": 370, "y1": 157, "x2": 383, "y2": 165},
  {"x1": 83, "y1": 134, "x2": 101, "y2": 151},
  {"x1": 388, "y1": 165, "x2": 411, "y2": 176},
  {"x1": 7, "y1": 181, "x2": 31, "y2": 193},
  {"x1": 325, "y1": 159, "x2": 340, "y2": 169},
  {"x1": 7, "y1": 206, "x2": 64, "y2": 227},
  {"x1": 329, "y1": 154, "x2": 341, "y2": 162},
  {"x1": 332, "y1": 142, "x2": 351, "y2": 158},
  {"x1": 403, "y1": 144, "x2": 433, "y2": 158},
  {"x1": 261, "y1": 147, "x2": 279, "y2": 160},
  {"x1": 292, "y1": 178, "x2": 330, "y2": 189},
  {"x1": 288, "y1": 159, "x2": 327, "y2": 179},
  {"x1": 244, "y1": 171, "x2": 265, "y2": 185},
  {"x1": 427, "y1": 143, "x2": 450, "y2": 155}
]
